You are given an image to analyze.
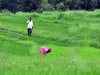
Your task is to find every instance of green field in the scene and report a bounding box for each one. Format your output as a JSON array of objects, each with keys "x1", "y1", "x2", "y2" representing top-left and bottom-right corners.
[{"x1": 0, "y1": 10, "x2": 100, "y2": 75}]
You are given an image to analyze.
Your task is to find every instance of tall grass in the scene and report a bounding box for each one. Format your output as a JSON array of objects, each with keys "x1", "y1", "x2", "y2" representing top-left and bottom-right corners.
[
  {"x1": 0, "y1": 34, "x2": 100, "y2": 75},
  {"x1": 0, "y1": 10, "x2": 100, "y2": 47},
  {"x1": 0, "y1": 10, "x2": 100, "y2": 74}
]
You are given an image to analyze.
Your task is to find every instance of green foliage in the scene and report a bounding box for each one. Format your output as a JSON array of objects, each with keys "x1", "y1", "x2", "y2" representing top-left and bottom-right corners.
[
  {"x1": 1, "y1": 9, "x2": 12, "y2": 13},
  {"x1": 0, "y1": 0, "x2": 18, "y2": 13},
  {"x1": 0, "y1": 34, "x2": 100, "y2": 75},
  {"x1": 0, "y1": 0, "x2": 99, "y2": 13},
  {"x1": 42, "y1": 11, "x2": 53, "y2": 15},
  {"x1": 0, "y1": 10, "x2": 100, "y2": 47},
  {"x1": 36, "y1": 8, "x2": 44, "y2": 13},
  {"x1": 56, "y1": 3, "x2": 65, "y2": 11},
  {"x1": 39, "y1": 0, "x2": 55, "y2": 11},
  {"x1": 32, "y1": 12, "x2": 40, "y2": 17},
  {"x1": 42, "y1": 3, "x2": 55, "y2": 11},
  {"x1": 57, "y1": 13, "x2": 65, "y2": 19}
]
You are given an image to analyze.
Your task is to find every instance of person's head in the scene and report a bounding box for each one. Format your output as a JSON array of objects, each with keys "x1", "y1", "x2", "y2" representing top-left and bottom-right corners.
[
  {"x1": 48, "y1": 49, "x2": 51, "y2": 52},
  {"x1": 46, "y1": 49, "x2": 51, "y2": 53},
  {"x1": 29, "y1": 18, "x2": 31, "y2": 21}
]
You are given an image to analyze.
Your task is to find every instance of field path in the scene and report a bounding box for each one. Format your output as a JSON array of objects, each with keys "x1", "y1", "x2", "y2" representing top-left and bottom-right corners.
[{"x1": 0, "y1": 29, "x2": 22, "y2": 35}]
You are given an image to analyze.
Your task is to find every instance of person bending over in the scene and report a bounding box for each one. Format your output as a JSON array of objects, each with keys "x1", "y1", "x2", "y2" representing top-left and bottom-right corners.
[{"x1": 40, "y1": 46, "x2": 51, "y2": 55}]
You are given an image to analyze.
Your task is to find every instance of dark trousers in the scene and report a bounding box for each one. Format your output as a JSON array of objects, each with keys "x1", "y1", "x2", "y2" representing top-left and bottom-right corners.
[{"x1": 28, "y1": 28, "x2": 32, "y2": 36}]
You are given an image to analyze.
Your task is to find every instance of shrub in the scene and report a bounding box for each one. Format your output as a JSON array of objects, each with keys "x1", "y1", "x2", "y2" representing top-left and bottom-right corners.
[
  {"x1": 90, "y1": 41, "x2": 100, "y2": 49},
  {"x1": 58, "y1": 13, "x2": 65, "y2": 19},
  {"x1": 40, "y1": 3, "x2": 55, "y2": 11},
  {"x1": 32, "y1": 12, "x2": 40, "y2": 17},
  {"x1": 42, "y1": 11, "x2": 53, "y2": 15},
  {"x1": 36, "y1": 8, "x2": 43, "y2": 13},
  {"x1": 43, "y1": 4, "x2": 55, "y2": 11},
  {"x1": 1, "y1": 9, "x2": 12, "y2": 13},
  {"x1": 56, "y1": 3, "x2": 65, "y2": 11},
  {"x1": 0, "y1": 10, "x2": 2, "y2": 13}
]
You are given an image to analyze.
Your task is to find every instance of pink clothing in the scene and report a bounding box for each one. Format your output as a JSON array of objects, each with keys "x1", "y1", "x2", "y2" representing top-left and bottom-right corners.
[{"x1": 40, "y1": 46, "x2": 49, "y2": 55}]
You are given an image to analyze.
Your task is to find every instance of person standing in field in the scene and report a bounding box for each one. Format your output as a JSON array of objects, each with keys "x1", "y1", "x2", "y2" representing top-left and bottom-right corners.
[{"x1": 27, "y1": 18, "x2": 33, "y2": 36}]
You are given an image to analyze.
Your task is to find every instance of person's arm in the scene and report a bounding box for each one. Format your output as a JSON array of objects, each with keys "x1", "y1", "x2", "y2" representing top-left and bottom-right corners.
[
  {"x1": 27, "y1": 20, "x2": 29, "y2": 24},
  {"x1": 32, "y1": 26, "x2": 33, "y2": 29}
]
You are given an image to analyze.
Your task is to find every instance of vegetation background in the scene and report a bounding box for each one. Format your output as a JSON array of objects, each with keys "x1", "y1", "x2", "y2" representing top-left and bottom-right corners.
[
  {"x1": 0, "y1": 0, "x2": 100, "y2": 13},
  {"x1": 0, "y1": 0, "x2": 100, "y2": 74}
]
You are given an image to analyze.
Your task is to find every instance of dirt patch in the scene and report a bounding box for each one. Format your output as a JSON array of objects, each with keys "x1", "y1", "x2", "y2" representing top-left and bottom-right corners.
[{"x1": 0, "y1": 29, "x2": 22, "y2": 35}]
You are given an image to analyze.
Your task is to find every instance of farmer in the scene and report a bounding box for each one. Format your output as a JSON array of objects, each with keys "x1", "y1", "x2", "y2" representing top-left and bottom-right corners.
[
  {"x1": 40, "y1": 46, "x2": 51, "y2": 55},
  {"x1": 27, "y1": 18, "x2": 33, "y2": 36}
]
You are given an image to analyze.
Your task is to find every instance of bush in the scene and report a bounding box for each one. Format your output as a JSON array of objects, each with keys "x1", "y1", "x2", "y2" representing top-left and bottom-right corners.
[
  {"x1": 42, "y1": 11, "x2": 53, "y2": 15},
  {"x1": 0, "y1": 10, "x2": 2, "y2": 13},
  {"x1": 56, "y1": 3, "x2": 65, "y2": 11},
  {"x1": 1, "y1": 9, "x2": 12, "y2": 13},
  {"x1": 39, "y1": 3, "x2": 55, "y2": 11},
  {"x1": 42, "y1": 3, "x2": 55, "y2": 11},
  {"x1": 90, "y1": 41, "x2": 100, "y2": 49},
  {"x1": 58, "y1": 13, "x2": 65, "y2": 19},
  {"x1": 36, "y1": 8, "x2": 43, "y2": 13},
  {"x1": 32, "y1": 12, "x2": 40, "y2": 17}
]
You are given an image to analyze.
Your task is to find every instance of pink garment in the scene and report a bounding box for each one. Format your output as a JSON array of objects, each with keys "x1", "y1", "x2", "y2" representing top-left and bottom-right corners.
[{"x1": 40, "y1": 46, "x2": 49, "y2": 55}]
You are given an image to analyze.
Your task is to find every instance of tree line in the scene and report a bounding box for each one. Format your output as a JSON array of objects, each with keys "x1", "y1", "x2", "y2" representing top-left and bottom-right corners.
[{"x1": 0, "y1": 0, "x2": 100, "y2": 13}]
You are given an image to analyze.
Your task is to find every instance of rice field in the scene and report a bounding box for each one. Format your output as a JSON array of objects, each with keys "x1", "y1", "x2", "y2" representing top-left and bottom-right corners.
[{"x1": 0, "y1": 10, "x2": 100, "y2": 75}]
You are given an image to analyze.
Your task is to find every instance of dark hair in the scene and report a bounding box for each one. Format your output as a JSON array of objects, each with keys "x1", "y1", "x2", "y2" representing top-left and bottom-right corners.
[
  {"x1": 46, "y1": 49, "x2": 51, "y2": 53},
  {"x1": 49, "y1": 48, "x2": 51, "y2": 50},
  {"x1": 29, "y1": 18, "x2": 31, "y2": 20}
]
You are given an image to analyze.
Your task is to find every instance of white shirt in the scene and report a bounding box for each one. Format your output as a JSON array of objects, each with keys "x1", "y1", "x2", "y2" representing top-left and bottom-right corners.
[{"x1": 27, "y1": 20, "x2": 33, "y2": 29}]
